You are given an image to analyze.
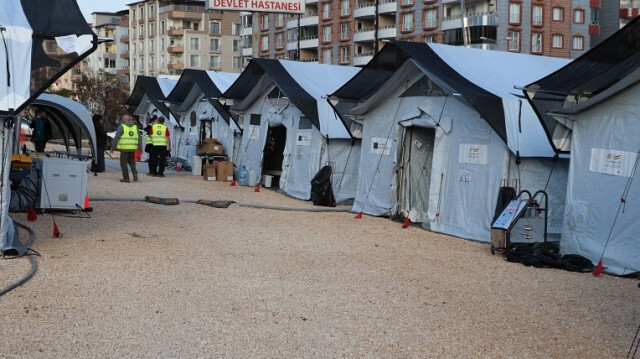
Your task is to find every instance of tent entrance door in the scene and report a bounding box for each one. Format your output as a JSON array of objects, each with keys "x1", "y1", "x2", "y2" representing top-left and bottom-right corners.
[
  {"x1": 396, "y1": 126, "x2": 435, "y2": 223},
  {"x1": 262, "y1": 125, "x2": 286, "y2": 188}
]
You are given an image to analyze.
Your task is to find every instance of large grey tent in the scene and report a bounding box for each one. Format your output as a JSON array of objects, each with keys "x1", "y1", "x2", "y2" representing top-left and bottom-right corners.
[
  {"x1": 0, "y1": 0, "x2": 98, "y2": 253},
  {"x1": 330, "y1": 41, "x2": 570, "y2": 242},
  {"x1": 525, "y1": 16, "x2": 640, "y2": 275},
  {"x1": 165, "y1": 69, "x2": 240, "y2": 165},
  {"x1": 222, "y1": 59, "x2": 361, "y2": 201}
]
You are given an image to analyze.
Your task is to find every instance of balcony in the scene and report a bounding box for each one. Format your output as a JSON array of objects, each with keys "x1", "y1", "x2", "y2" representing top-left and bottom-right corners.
[
  {"x1": 121, "y1": 52, "x2": 130, "y2": 59},
  {"x1": 589, "y1": 23, "x2": 600, "y2": 35},
  {"x1": 354, "y1": 3, "x2": 376, "y2": 18},
  {"x1": 167, "y1": 46, "x2": 184, "y2": 53},
  {"x1": 242, "y1": 47, "x2": 253, "y2": 56},
  {"x1": 119, "y1": 67, "x2": 130, "y2": 75},
  {"x1": 378, "y1": 0, "x2": 397, "y2": 14},
  {"x1": 442, "y1": 11, "x2": 498, "y2": 31},
  {"x1": 168, "y1": 27, "x2": 185, "y2": 36},
  {"x1": 354, "y1": 28, "x2": 375, "y2": 42},
  {"x1": 241, "y1": 26, "x2": 253, "y2": 36},
  {"x1": 168, "y1": 63, "x2": 184, "y2": 70},
  {"x1": 352, "y1": 53, "x2": 373, "y2": 66},
  {"x1": 299, "y1": 37, "x2": 319, "y2": 49},
  {"x1": 120, "y1": 36, "x2": 130, "y2": 43},
  {"x1": 378, "y1": 24, "x2": 396, "y2": 39},
  {"x1": 300, "y1": 13, "x2": 319, "y2": 27},
  {"x1": 166, "y1": 11, "x2": 202, "y2": 20}
]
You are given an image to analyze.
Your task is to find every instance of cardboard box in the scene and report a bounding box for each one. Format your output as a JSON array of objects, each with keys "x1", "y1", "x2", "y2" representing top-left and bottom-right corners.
[
  {"x1": 216, "y1": 161, "x2": 234, "y2": 182},
  {"x1": 202, "y1": 164, "x2": 216, "y2": 181},
  {"x1": 197, "y1": 138, "x2": 223, "y2": 155}
]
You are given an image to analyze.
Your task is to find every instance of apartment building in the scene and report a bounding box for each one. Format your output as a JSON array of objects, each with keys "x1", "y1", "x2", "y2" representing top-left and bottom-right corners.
[
  {"x1": 255, "y1": 0, "x2": 621, "y2": 65},
  {"x1": 127, "y1": 0, "x2": 243, "y2": 86}
]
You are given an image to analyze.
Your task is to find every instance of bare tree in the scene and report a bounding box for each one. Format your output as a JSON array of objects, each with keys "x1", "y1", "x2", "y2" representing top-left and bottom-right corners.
[{"x1": 74, "y1": 71, "x2": 128, "y2": 131}]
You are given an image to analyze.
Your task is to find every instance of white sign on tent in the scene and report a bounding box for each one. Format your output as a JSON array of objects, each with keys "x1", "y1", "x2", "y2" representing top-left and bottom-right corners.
[{"x1": 589, "y1": 148, "x2": 638, "y2": 177}]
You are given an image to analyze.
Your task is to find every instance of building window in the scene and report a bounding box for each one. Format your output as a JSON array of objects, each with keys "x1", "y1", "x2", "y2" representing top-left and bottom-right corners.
[
  {"x1": 323, "y1": 3, "x2": 331, "y2": 19},
  {"x1": 532, "y1": 5, "x2": 543, "y2": 26},
  {"x1": 401, "y1": 0, "x2": 413, "y2": 5},
  {"x1": 573, "y1": 9, "x2": 585, "y2": 23},
  {"x1": 262, "y1": 14, "x2": 269, "y2": 30},
  {"x1": 233, "y1": 56, "x2": 242, "y2": 69},
  {"x1": 210, "y1": 38, "x2": 220, "y2": 51},
  {"x1": 131, "y1": 9, "x2": 136, "y2": 21},
  {"x1": 425, "y1": 35, "x2": 435, "y2": 43},
  {"x1": 340, "y1": 46, "x2": 349, "y2": 63},
  {"x1": 149, "y1": 56, "x2": 153, "y2": 69},
  {"x1": 140, "y1": 24, "x2": 145, "y2": 37},
  {"x1": 149, "y1": 5, "x2": 154, "y2": 17},
  {"x1": 424, "y1": 8, "x2": 437, "y2": 29},
  {"x1": 231, "y1": 39, "x2": 239, "y2": 52},
  {"x1": 509, "y1": 3, "x2": 521, "y2": 24},
  {"x1": 149, "y1": 22, "x2": 155, "y2": 36},
  {"x1": 275, "y1": 34, "x2": 283, "y2": 49},
  {"x1": 401, "y1": 12, "x2": 414, "y2": 31},
  {"x1": 210, "y1": 21, "x2": 221, "y2": 35},
  {"x1": 139, "y1": 6, "x2": 144, "y2": 19},
  {"x1": 190, "y1": 38, "x2": 200, "y2": 50},
  {"x1": 190, "y1": 54, "x2": 200, "y2": 67},
  {"x1": 323, "y1": 48, "x2": 331, "y2": 64},
  {"x1": 341, "y1": 22, "x2": 349, "y2": 40},
  {"x1": 552, "y1": 34, "x2": 563, "y2": 48},
  {"x1": 323, "y1": 25, "x2": 331, "y2": 42},
  {"x1": 591, "y1": 8, "x2": 599, "y2": 25},
  {"x1": 276, "y1": 14, "x2": 284, "y2": 27},
  {"x1": 232, "y1": 23, "x2": 241, "y2": 36},
  {"x1": 160, "y1": 21, "x2": 165, "y2": 34},
  {"x1": 210, "y1": 55, "x2": 220, "y2": 68},
  {"x1": 552, "y1": 7, "x2": 564, "y2": 21},
  {"x1": 531, "y1": 33, "x2": 542, "y2": 53},
  {"x1": 149, "y1": 39, "x2": 154, "y2": 53},
  {"x1": 508, "y1": 31, "x2": 520, "y2": 52},
  {"x1": 160, "y1": 55, "x2": 165, "y2": 67},
  {"x1": 261, "y1": 35, "x2": 269, "y2": 51},
  {"x1": 572, "y1": 35, "x2": 584, "y2": 50},
  {"x1": 341, "y1": 0, "x2": 350, "y2": 16}
]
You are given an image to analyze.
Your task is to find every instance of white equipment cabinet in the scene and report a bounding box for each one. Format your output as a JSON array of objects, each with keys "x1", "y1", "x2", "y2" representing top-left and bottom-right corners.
[{"x1": 33, "y1": 158, "x2": 87, "y2": 210}]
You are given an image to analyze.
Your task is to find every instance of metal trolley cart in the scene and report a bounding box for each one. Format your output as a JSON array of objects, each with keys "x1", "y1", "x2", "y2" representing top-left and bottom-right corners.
[{"x1": 490, "y1": 190, "x2": 549, "y2": 254}]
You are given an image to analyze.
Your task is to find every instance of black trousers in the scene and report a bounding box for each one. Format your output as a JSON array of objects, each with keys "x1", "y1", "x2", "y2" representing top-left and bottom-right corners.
[
  {"x1": 149, "y1": 146, "x2": 168, "y2": 175},
  {"x1": 91, "y1": 146, "x2": 105, "y2": 173}
]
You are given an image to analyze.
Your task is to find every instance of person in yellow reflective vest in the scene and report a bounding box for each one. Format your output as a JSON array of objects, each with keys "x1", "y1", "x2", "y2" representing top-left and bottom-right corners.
[
  {"x1": 147, "y1": 116, "x2": 171, "y2": 177},
  {"x1": 109, "y1": 114, "x2": 141, "y2": 183}
]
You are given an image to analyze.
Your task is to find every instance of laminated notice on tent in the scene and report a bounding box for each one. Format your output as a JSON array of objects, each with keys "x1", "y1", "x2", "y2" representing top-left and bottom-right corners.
[
  {"x1": 589, "y1": 148, "x2": 638, "y2": 177},
  {"x1": 458, "y1": 144, "x2": 488, "y2": 165},
  {"x1": 371, "y1": 137, "x2": 392, "y2": 155},
  {"x1": 55, "y1": 35, "x2": 93, "y2": 55},
  {"x1": 297, "y1": 131, "x2": 312, "y2": 146}
]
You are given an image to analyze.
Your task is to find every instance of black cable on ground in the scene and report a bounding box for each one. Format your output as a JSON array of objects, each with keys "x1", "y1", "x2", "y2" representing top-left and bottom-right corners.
[
  {"x1": 0, "y1": 219, "x2": 38, "y2": 297},
  {"x1": 628, "y1": 321, "x2": 640, "y2": 359}
]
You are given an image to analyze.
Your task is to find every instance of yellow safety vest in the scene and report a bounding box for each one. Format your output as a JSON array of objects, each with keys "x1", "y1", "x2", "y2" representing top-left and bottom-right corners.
[
  {"x1": 151, "y1": 124, "x2": 168, "y2": 146},
  {"x1": 116, "y1": 124, "x2": 139, "y2": 151}
]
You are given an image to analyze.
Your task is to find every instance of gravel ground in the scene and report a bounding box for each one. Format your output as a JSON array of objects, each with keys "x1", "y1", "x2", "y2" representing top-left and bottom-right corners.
[{"x1": 1, "y1": 156, "x2": 639, "y2": 358}]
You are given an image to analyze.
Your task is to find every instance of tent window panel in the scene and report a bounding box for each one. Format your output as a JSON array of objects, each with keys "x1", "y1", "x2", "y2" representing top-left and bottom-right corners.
[
  {"x1": 250, "y1": 114, "x2": 261, "y2": 126},
  {"x1": 298, "y1": 117, "x2": 313, "y2": 130},
  {"x1": 401, "y1": 76, "x2": 446, "y2": 97}
]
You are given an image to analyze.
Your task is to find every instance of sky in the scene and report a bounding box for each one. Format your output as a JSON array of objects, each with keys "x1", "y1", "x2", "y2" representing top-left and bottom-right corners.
[{"x1": 76, "y1": 0, "x2": 132, "y2": 22}]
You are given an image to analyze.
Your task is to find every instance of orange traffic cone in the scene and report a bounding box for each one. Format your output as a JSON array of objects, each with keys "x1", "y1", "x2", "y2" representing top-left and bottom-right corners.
[
  {"x1": 230, "y1": 179, "x2": 236, "y2": 186},
  {"x1": 593, "y1": 258, "x2": 603, "y2": 277},
  {"x1": 402, "y1": 217, "x2": 411, "y2": 228},
  {"x1": 53, "y1": 222, "x2": 62, "y2": 238},
  {"x1": 254, "y1": 184, "x2": 261, "y2": 192},
  {"x1": 27, "y1": 206, "x2": 37, "y2": 221},
  {"x1": 84, "y1": 195, "x2": 93, "y2": 212},
  {"x1": 354, "y1": 211, "x2": 363, "y2": 219}
]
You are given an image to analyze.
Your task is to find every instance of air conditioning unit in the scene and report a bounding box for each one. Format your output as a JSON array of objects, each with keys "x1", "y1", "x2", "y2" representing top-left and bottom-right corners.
[{"x1": 33, "y1": 158, "x2": 87, "y2": 211}]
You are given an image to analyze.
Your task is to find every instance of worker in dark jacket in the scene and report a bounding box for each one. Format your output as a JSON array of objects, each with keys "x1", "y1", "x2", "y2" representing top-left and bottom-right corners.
[
  {"x1": 90, "y1": 114, "x2": 107, "y2": 174},
  {"x1": 29, "y1": 108, "x2": 52, "y2": 152}
]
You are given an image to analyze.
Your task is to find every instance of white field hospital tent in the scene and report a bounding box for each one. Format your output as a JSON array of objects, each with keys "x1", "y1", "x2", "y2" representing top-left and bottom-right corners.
[
  {"x1": 125, "y1": 75, "x2": 178, "y2": 160},
  {"x1": 0, "y1": 0, "x2": 98, "y2": 254},
  {"x1": 525, "y1": 17, "x2": 640, "y2": 275},
  {"x1": 221, "y1": 59, "x2": 361, "y2": 201},
  {"x1": 330, "y1": 41, "x2": 570, "y2": 242},
  {"x1": 165, "y1": 69, "x2": 240, "y2": 165}
]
